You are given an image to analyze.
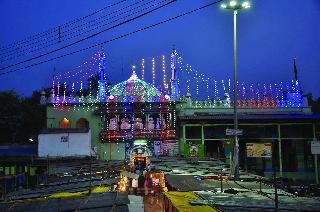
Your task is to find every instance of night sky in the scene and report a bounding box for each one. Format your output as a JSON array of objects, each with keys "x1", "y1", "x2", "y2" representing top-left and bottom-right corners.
[{"x1": 0, "y1": 0, "x2": 319, "y2": 97}]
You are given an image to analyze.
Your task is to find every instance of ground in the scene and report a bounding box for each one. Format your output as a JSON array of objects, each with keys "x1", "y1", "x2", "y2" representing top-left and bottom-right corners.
[{"x1": 1, "y1": 157, "x2": 320, "y2": 211}]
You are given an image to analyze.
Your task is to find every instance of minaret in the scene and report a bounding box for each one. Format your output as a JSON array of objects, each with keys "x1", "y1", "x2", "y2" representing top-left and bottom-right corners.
[
  {"x1": 98, "y1": 52, "x2": 106, "y2": 102},
  {"x1": 170, "y1": 47, "x2": 180, "y2": 100}
]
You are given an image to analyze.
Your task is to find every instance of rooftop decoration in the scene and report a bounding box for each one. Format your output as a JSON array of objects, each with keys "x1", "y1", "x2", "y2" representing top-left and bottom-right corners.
[
  {"x1": 45, "y1": 49, "x2": 304, "y2": 110},
  {"x1": 108, "y1": 71, "x2": 161, "y2": 102}
]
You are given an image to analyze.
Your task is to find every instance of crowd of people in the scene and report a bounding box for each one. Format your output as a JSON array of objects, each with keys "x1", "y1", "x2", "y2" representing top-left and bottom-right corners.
[
  {"x1": 116, "y1": 159, "x2": 166, "y2": 195},
  {"x1": 132, "y1": 167, "x2": 152, "y2": 196}
]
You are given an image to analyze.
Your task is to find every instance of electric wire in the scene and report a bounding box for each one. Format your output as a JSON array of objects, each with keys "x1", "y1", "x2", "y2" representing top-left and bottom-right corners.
[
  {"x1": 0, "y1": 0, "x2": 177, "y2": 72},
  {"x1": 0, "y1": 28, "x2": 57, "y2": 52},
  {"x1": 0, "y1": 30, "x2": 58, "y2": 57},
  {"x1": 0, "y1": 0, "x2": 169, "y2": 63},
  {"x1": 0, "y1": 0, "x2": 128, "y2": 52},
  {"x1": 60, "y1": 0, "x2": 162, "y2": 39},
  {"x1": 0, "y1": 0, "x2": 146, "y2": 59},
  {"x1": 61, "y1": 0, "x2": 148, "y2": 35},
  {"x1": 61, "y1": 0, "x2": 168, "y2": 40},
  {"x1": 0, "y1": 0, "x2": 223, "y2": 76},
  {"x1": 0, "y1": 0, "x2": 156, "y2": 61},
  {"x1": 59, "y1": 0, "x2": 128, "y2": 29}
]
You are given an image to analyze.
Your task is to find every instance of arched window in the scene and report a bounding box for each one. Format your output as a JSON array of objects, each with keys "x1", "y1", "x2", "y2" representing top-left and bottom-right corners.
[
  {"x1": 76, "y1": 118, "x2": 89, "y2": 128},
  {"x1": 59, "y1": 118, "x2": 71, "y2": 128}
]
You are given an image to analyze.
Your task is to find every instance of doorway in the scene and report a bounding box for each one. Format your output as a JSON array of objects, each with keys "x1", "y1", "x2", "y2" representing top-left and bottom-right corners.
[{"x1": 205, "y1": 140, "x2": 224, "y2": 160}]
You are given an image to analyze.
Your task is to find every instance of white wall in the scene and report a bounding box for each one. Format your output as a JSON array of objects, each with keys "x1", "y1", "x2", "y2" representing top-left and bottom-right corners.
[{"x1": 38, "y1": 130, "x2": 91, "y2": 157}]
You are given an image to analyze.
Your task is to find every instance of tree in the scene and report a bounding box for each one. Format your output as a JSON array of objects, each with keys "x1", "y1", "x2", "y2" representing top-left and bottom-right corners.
[
  {"x1": 306, "y1": 93, "x2": 320, "y2": 114},
  {"x1": 0, "y1": 91, "x2": 23, "y2": 143},
  {"x1": 0, "y1": 90, "x2": 46, "y2": 144},
  {"x1": 0, "y1": 73, "x2": 112, "y2": 144}
]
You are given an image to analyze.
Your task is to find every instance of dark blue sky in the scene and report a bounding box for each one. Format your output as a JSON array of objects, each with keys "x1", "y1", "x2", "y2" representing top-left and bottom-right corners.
[{"x1": 0, "y1": 0, "x2": 319, "y2": 97}]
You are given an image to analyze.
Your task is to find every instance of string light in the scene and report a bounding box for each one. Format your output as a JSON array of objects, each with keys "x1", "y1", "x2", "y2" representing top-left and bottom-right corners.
[
  {"x1": 51, "y1": 50, "x2": 303, "y2": 112},
  {"x1": 152, "y1": 57, "x2": 156, "y2": 86},
  {"x1": 47, "y1": 49, "x2": 308, "y2": 159},
  {"x1": 162, "y1": 55, "x2": 168, "y2": 91},
  {"x1": 206, "y1": 79, "x2": 210, "y2": 100},
  {"x1": 141, "y1": 58, "x2": 145, "y2": 81},
  {"x1": 241, "y1": 82, "x2": 246, "y2": 108}
]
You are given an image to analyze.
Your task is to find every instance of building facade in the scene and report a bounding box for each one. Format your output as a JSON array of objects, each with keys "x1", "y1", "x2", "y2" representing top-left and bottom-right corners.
[{"x1": 42, "y1": 50, "x2": 320, "y2": 181}]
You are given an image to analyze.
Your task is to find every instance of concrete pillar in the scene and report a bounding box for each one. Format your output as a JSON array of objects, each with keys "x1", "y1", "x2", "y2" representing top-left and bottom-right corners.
[
  {"x1": 181, "y1": 125, "x2": 186, "y2": 156},
  {"x1": 201, "y1": 125, "x2": 204, "y2": 145},
  {"x1": 201, "y1": 125, "x2": 205, "y2": 157},
  {"x1": 278, "y1": 124, "x2": 283, "y2": 178},
  {"x1": 313, "y1": 123, "x2": 318, "y2": 184}
]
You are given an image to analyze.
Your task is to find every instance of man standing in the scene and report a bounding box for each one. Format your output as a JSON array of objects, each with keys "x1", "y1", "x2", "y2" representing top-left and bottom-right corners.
[{"x1": 132, "y1": 178, "x2": 138, "y2": 195}]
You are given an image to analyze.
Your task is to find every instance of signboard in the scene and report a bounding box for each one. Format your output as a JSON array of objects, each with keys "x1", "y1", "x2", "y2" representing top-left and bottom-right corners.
[
  {"x1": 189, "y1": 144, "x2": 199, "y2": 157},
  {"x1": 246, "y1": 143, "x2": 272, "y2": 157},
  {"x1": 60, "y1": 136, "x2": 69, "y2": 142},
  {"x1": 226, "y1": 128, "x2": 243, "y2": 136},
  {"x1": 311, "y1": 141, "x2": 320, "y2": 154}
]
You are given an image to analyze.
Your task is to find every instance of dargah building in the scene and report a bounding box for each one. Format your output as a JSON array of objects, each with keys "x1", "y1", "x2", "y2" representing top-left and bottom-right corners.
[{"x1": 40, "y1": 50, "x2": 320, "y2": 181}]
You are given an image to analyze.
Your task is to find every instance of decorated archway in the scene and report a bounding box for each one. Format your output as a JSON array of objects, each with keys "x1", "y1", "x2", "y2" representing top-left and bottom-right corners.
[
  {"x1": 129, "y1": 144, "x2": 153, "y2": 157},
  {"x1": 129, "y1": 143, "x2": 153, "y2": 172}
]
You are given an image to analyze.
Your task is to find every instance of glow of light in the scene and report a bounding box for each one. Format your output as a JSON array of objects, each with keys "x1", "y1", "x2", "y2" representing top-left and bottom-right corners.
[
  {"x1": 141, "y1": 58, "x2": 145, "y2": 81},
  {"x1": 63, "y1": 82, "x2": 66, "y2": 102},
  {"x1": 230, "y1": 1, "x2": 237, "y2": 7},
  {"x1": 206, "y1": 79, "x2": 210, "y2": 100},
  {"x1": 242, "y1": 1, "x2": 250, "y2": 8},
  {"x1": 152, "y1": 57, "x2": 156, "y2": 85},
  {"x1": 162, "y1": 55, "x2": 168, "y2": 91}
]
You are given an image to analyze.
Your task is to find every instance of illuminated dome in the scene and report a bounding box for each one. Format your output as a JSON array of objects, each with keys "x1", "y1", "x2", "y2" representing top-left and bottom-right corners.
[{"x1": 109, "y1": 71, "x2": 161, "y2": 102}]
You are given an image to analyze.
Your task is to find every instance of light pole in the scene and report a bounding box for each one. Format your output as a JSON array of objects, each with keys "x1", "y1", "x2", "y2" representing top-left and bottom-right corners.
[{"x1": 221, "y1": 0, "x2": 250, "y2": 180}]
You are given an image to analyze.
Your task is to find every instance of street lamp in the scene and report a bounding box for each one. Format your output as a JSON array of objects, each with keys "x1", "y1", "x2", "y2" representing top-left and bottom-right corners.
[{"x1": 221, "y1": 0, "x2": 251, "y2": 180}]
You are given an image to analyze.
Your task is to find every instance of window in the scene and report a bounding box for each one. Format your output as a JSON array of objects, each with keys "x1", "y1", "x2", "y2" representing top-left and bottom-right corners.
[
  {"x1": 241, "y1": 125, "x2": 278, "y2": 138},
  {"x1": 280, "y1": 124, "x2": 313, "y2": 138},
  {"x1": 304, "y1": 141, "x2": 314, "y2": 172},
  {"x1": 59, "y1": 118, "x2": 71, "y2": 128},
  {"x1": 186, "y1": 126, "x2": 201, "y2": 139},
  {"x1": 204, "y1": 126, "x2": 226, "y2": 139},
  {"x1": 76, "y1": 118, "x2": 89, "y2": 128},
  {"x1": 281, "y1": 139, "x2": 298, "y2": 172}
]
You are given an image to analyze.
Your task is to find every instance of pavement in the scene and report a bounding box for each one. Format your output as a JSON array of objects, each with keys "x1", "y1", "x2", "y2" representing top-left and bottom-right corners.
[
  {"x1": 128, "y1": 195, "x2": 144, "y2": 212},
  {"x1": 143, "y1": 194, "x2": 164, "y2": 212},
  {"x1": 2, "y1": 157, "x2": 320, "y2": 211},
  {"x1": 150, "y1": 157, "x2": 320, "y2": 211},
  {"x1": 0, "y1": 192, "x2": 130, "y2": 212}
]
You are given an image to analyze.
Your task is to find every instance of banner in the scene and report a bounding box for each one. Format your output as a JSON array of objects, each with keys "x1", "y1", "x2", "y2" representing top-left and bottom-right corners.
[
  {"x1": 189, "y1": 144, "x2": 199, "y2": 157},
  {"x1": 246, "y1": 143, "x2": 272, "y2": 157}
]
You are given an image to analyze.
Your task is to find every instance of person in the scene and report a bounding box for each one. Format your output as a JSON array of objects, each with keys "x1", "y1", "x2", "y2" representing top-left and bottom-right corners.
[
  {"x1": 143, "y1": 169, "x2": 147, "y2": 177},
  {"x1": 138, "y1": 174, "x2": 145, "y2": 188},
  {"x1": 144, "y1": 178, "x2": 149, "y2": 196},
  {"x1": 132, "y1": 178, "x2": 138, "y2": 195},
  {"x1": 134, "y1": 168, "x2": 140, "y2": 175}
]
